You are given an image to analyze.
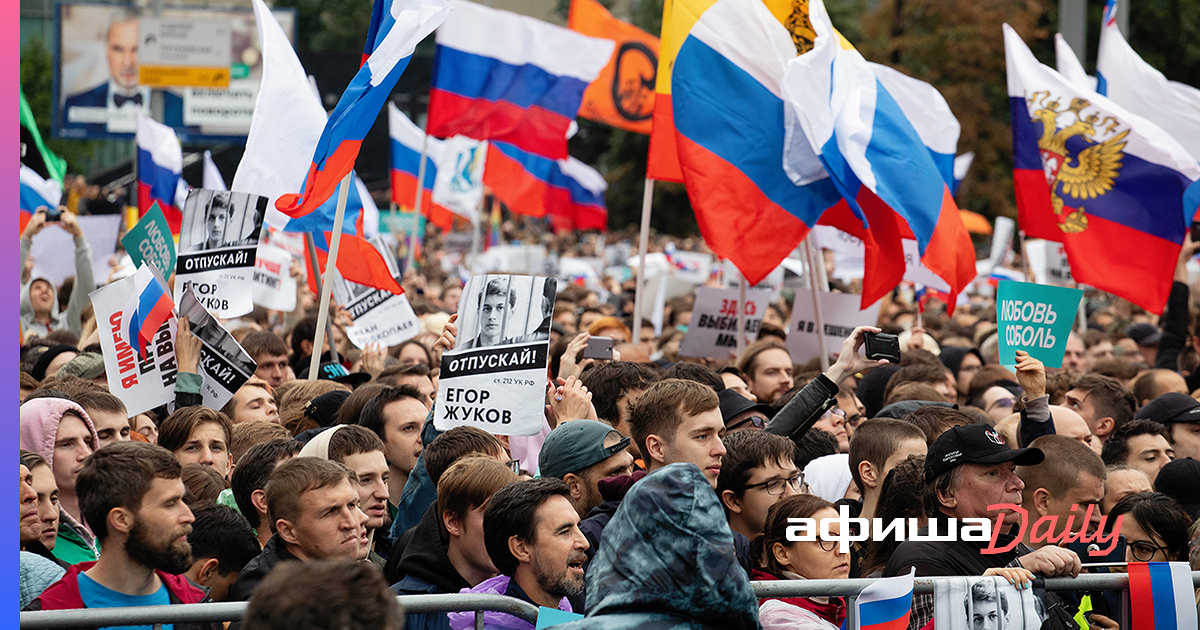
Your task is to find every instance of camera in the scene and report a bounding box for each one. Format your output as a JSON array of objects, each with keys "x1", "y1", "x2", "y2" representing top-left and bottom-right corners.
[
  {"x1": 863, "y1": 332, "x2": 901, "y2": 363},
  {"x1": 44, "y1": 207, "x2": 63, "y2": 222}
]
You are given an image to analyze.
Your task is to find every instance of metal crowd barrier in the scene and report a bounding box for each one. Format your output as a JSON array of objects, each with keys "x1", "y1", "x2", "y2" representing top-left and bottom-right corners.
[
  {"x1": 19, "y1": 593, "x2": 539, "y2": 630},
  {"x1": 751, "y1": 571, "x2": 1200, "y2": 628}
]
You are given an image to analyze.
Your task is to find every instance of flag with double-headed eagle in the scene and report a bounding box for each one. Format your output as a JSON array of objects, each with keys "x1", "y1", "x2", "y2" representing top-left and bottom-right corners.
[{"x1": 1005, "y1": 24, "x2": 1200, "y2": 314}]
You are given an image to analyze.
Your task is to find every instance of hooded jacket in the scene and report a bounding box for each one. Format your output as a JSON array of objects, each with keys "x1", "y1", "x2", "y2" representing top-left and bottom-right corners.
[
  {"x1": 20, "y1": 398, "x2": 101, "y2": 564},
  {"x1": 25, "y1": 561, "x2": 221, "y2": 630},
  {"x1": 20, "y1": 233, "x2": 95, "y2": 337},
  {"x1": 227, "y1": 533, "x2": 300, "y2": 603},
  {"x1": 390, "y1": 503, "x2": 470, "y2": 630},
  {"x1": 552, "y1": 463, "x2": 762, "y2": 630},
  {"x1": 448, "y1": 574, "x2": 570, "y2": 630},
  {"x1": 579, "y1": 470, "x2": 647, "y2": 562}
]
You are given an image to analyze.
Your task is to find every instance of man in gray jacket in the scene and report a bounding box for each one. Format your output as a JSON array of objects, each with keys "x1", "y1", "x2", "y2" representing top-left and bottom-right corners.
[{"x1": 20, "y1": 207, "x2": 95, "y2": 339}]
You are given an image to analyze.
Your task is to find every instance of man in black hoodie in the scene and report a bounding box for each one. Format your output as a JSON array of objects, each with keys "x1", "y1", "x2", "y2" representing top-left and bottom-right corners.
[{"x1": 390, "y1": 456, "x2": 517, "y2": 630}]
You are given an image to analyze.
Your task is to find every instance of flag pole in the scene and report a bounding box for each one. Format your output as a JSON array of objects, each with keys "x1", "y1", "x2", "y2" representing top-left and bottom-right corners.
[
  {"x1": 736, "y1": 273, "x2": 747, "y2": 356},
  {"x1": 469, "y1": 195, "x2": 484, "y2": 270},
  {"x1": 408, "y1": 134, "x2": 430, "y2": 272},
  {"x1": 308, "y1": 172, "x2": 353, "y2": 380},
  {"x1": 632, "y1": 177, "x2": 654, "y2": 344},
  {"x1": 304, "y1": 233, "x2": 341, "y2": 365},
  {"x1": 803, "y1": 236, "x2": 830, "y2": 371}
]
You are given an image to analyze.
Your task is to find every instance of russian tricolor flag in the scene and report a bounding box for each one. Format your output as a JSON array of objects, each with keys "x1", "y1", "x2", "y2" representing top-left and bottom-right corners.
[
  {"x1": 388, "y1": 102, "x2": 456, "y2": 230},
  {"x1": 274, "y1": 0, "x2": 449, "y2": 219},
  {"x1": 120, "y1": 264, "x2": 175, "y2": 359},
  {"x1": 20, "y1": 165, "x2": 62, "y2": 234},
  {"x1": 1128, "y1": 562, "x2": 1198, "y2": 630},
  {"x1": 852, "y1": 568, "x2": 914, "y2": 630},
  {"x1": 304, "y1": 232, "x2": 404, "y2": 295},
  {"x1": 483, "y1": 141, "x2": 608, "y2": 231},
  {"x1": 671, "y1": 0, "x2": 841, "y2": 286},
  {"x1": 426, "y1": 0, "x2": 613, "y2": 160},
  {"x1": 283, "y1": 171, "x2": 379, "y2": 239},
  {"x1": 136, "y1": 109, "x2": 184, "y2": 234}
]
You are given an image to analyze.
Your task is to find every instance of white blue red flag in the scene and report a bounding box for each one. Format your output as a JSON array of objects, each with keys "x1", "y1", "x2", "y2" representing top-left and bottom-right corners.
[
  {"x1": 274, "y1": 0, "x2": 449, "y2": 218},
  {"x1": 136, "y1": 108, "x2": 184, "y2": 234},
  {"x1": 426, "y1": 0, "x2": 613, "y2": 160},
  {"x1": 387, "y1": 102, "x2": 456, "y2": 230},
  {"x1": 119, "y1": 264, "x2": 175, "y2": 359},
  {"x1": 849, "y1": 568, "x2": 914, "y2": 630},
  {"x1": 20, "y1": 165, "x2": 62, "y2": 233},
  {"x1": 1127, "y1": 562, "x2": 1198, "y2": 630},
  {"x1": 484, "y1": 141, "x2": 608, "y2": 231}
]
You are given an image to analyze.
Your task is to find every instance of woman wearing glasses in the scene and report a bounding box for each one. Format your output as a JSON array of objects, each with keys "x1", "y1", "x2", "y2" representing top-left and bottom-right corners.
[
  {"x1": 751, "y1": 495, "x2": 849, "y2": 630},
  {"x1": 1109, "y1": 492, "x2": 1193, "y2": 563}
]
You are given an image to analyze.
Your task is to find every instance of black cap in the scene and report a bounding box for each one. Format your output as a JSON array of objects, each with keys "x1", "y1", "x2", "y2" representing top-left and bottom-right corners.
[
  {"x1": 925, "y1": 424, "x2": 1044, "y2": 483},
  {"x1": 1134, "y1": 392, "x2": 1200, "y2": 424},
  {"x1": 304, "y1": 390, "x2": 351, "y2": 428},
  {"x1": 1126, "y1": 323, "x2": 1161, "y2": 347},
  {"x1": 1154, "y1": 458, "x2": 1200, "y2": 520},
  {"x1": 717, "y1": 389, "x2": 774, "y2": 428},
  {"x1": 297, "y1": 361, "x2": 372, "y2": 388}
]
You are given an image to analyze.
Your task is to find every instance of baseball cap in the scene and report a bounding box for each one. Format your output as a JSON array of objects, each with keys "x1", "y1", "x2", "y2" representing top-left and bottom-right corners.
[
  {"x1": 57, "y1": 352, "x2": 106, "y2": 380},
  {"x1": 1126, "y1": 323, "x2": 1161, "y2": 347},
  {"x1": 304, "y1": 390, "x2": 351, "y2": 428},
  {"x1": 297, "y1": 361, "x2": 372, "y2": 388},
  {"x1": 925, "y1": 424, "x2": 1044, "y2": 483},
  {"x1": 718, "y1": 389, "x2": 774, "y2": 429},
  {"x1": 1153, "y1": 458, "x2": 1200, "y2": 519},
  {"x1": 1134, "y1": 392, "x2": 1200, "y2": 424},
  {"x1": 539, "y1": 420, "x2": 630, "y2": 480}
]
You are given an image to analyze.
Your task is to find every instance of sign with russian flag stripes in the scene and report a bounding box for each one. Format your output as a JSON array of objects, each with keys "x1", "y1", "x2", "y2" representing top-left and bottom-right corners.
[
  {"x1": 90, "y1": 275, "x2": 179, "y2": 416},
  {"x1": 119, "y1": 264, "x2": 176, "y2": 359},
  {"x1": 996, "y1": 280, "x2": 1082, "y2": 368}
]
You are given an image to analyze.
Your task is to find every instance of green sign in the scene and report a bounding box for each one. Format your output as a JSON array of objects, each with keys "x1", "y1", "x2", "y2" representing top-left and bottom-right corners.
[
  {"x1": 230, "y1": 63, "x2": 250, "y2": 80},
  {"x1": 997, "y1": 280, "x2": 1083, "y2": 368},
  {"x1": 122, "y1": 203, "x2": 177, "y2": 278}
]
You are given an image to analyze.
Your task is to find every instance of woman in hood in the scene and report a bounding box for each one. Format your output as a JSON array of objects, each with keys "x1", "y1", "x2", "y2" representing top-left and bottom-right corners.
[{"x1": 751, "y1": 495, "x2": 848, "y2": 630}]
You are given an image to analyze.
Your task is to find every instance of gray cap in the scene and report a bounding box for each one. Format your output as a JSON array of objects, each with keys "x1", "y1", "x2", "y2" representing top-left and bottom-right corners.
[
  {"x1": 57, "y1": 352, "x2": 105, "y2": 380},
  {"x1": 539, "y1": 420, "x2": 630, "y2": 479}
]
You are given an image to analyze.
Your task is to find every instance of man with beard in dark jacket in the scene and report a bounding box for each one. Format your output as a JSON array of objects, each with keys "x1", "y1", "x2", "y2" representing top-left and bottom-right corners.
[
  {"x1": 26, "y1": 442, "x2": 222, "y2": 630},
  {"x1": 390, "y1": 456, "x2": 517, "y2": 630}
]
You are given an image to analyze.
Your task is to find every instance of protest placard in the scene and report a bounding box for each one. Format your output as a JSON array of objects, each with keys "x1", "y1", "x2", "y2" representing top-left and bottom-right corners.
[
  {"x1": 332, "y1": 276, "x2": 420, "y2": 348},
  {"x1": 787, "y1": 291, "x2": 882, "y2": 363},
  {"x1": 251, "y1": 243, "x2": 297, "y2": 312},
  {"x1": 434, "y1": 274, "x2": 557, "y2": 436},
  {"x1": 1024, "y1": 239, "x2": 1074, "y2": 287},
  {"x1": 178, "y1": 285, "x2": 257, "y2": 409},
  {"x1": 122, "y1": 202, "x2": 177, "y2": 278},
  {"x1": 175, "y1": 188, "x2": 265, "y2": 318},
  {"x1": 30, "y1": 214, "x2": 124, "y2": 287},
  {"x1": 678, "y1": 286, "x2": 773, "y2": 359},
  {"x1": 996, "y1": 280, "x2": 1082, "y2": 368},
  {"x1": 90, "y1": 275, "x2": 180, "y2": 415}
]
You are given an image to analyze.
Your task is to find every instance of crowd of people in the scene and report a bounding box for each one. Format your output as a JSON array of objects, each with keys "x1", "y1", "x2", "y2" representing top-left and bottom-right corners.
[{"x1": 17, "y1": 204, "x2": 1200, "y2": 630}]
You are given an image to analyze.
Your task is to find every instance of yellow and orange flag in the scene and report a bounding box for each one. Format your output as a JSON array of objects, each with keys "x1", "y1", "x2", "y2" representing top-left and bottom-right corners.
[{"x1": 568, "y1": 0, "x2": 660, "y2": 136}]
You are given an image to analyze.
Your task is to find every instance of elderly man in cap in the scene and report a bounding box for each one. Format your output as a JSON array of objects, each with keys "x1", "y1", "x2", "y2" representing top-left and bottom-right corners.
[
  {"x1": 1134, "y1": 392, "x2": 1200, "y2": 460},
  {"x1": 538, "y1": 420, "x2": 634, "y2": 519}
]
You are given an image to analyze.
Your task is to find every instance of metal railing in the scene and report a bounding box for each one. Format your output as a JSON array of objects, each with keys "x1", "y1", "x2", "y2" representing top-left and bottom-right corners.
[
  {"x1": 19, "y1": 593, "x2": 540, "y2": 630},
  {"x1": 751, "y1": 571, "x2": 1200, "y2": 628}
]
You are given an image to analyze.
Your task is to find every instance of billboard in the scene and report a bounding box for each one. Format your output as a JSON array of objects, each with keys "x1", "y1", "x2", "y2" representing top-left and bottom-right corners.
[{"x1": 54, "y1": 3, "x2": 296, "y2": 141}]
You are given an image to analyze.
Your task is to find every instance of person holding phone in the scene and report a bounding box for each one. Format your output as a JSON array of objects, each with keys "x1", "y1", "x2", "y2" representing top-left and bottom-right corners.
[{"x1": 20, "y1": 207, "x2": 95, "y2": 339}]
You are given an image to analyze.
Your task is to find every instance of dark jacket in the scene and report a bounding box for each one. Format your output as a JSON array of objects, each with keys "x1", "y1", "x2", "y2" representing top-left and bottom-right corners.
[
  {"x1": 882, "y1": 511, "x2": 1031, "y2": 578},
  {"x1": 389, "y1": 411, "x2": 442, "y2": 541},
  {"x1": 580, "y1": 470, "x2": 648, "y2": 564},
  {"x1": 553, "y1": 463, "x2": 762, "y2": 630},
  {"x1": 227, "y1": 533, "x2": 299, "y2": 602},
  {"x1": 389, "y1": 504, "x2": 470, "y2": 630},
  {"x1": 1156, "y1": 281, "x2": 1198, "y2": 387},
  {"x1": 25, "y1": 561, "x2": 221, "y2": 630},
  {"x1": 766, "y1": 374, "x2": 838, "y2": 443}
]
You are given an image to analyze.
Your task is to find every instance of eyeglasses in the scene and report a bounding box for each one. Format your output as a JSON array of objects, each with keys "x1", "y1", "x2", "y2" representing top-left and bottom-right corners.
[
  {"x1": 986, "y1": 397, "x2": 1016, "y2": 411},
  {"x1": 815, "y1": 536, "x2": 839, "y2": 553},
  {"x1": 1128, "y1": 540, "x2": 1171, "y2": 562},
  {"x1": 845, "y1": 413, "x2": 864, "y2": 428},
  {"x1": 727, "y1": 415, "x2": 768, "y2": 431},
  {"x1": 505, "y1": 459, "x2": 522, "y2": 474},
  {"x1": 744, "y1": 472, "x2": 804, "y2": 496},
  {"x1": 822, "y1": 408, "x2": 847, "y2": 419}
]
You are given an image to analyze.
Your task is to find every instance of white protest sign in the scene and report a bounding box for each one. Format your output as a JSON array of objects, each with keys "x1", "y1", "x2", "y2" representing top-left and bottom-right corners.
[
  {"x1": 787, "y1": 291, "x2": 882, "y2": 363},
  {"x1": 251, "y1": 244, "x2": 297, "y2": 312},
  {"x1": 433, "y1": 136, "x2": 487, "y2": 224},
  {"x1": 679, "y1": 286, "x2": 774, "y2": 359},
  {"x1": 811, "y1": 225, "x2": 865, "y2": 282},
  {"x1": 333, "y1": 278, "x2": 421, "y2": 348},
  {"x1": 435, "y1": 275, "x2": 557, "y2": 436},
  {"x1": 175, "y1": 189, "x2": 265, "y2": 318},
  {"x1": 178, "y1": 286, "x2": 257, "y2": 410},
  {"x1": 89, "y1": 277, "x2": 179, "y2": 416},
  {"x1": 1024, "y1": 239, "x2": 1073, "y2": 287},
  {"x1": 30, "y1": 215, "x2": 124, "y2": 287},
  {"x1": 985, "y1": 216, "x2": 1016, "y2": 273},
  {"x1": 665, "y1": 247, "x2": 713, "y2": 285},
  {"x1": 724, "y1": 259, "x2": 785, "y2": 300}
]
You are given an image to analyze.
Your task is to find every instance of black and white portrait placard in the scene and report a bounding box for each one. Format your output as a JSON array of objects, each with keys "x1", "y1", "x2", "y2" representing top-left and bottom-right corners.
[{"x1": 175, "y1": 188, "x2": 264, "y2": 317}]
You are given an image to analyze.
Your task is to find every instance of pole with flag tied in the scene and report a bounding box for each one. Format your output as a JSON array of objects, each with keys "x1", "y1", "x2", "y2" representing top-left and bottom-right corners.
[{"x1": 136, "y1": 108, "x2": 184, "y2": 234}]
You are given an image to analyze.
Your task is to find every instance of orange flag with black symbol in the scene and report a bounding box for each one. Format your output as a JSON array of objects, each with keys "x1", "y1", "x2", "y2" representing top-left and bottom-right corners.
[{"x1": 568, "y1": 0, "x2": 659, "y2": 135}]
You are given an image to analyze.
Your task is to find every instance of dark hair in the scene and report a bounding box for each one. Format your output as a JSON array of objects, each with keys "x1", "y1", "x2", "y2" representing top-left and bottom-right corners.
[
  {"x1": 579, "y1": 361, "x2": 660, "y2": 426},
  {"x1": 182, "y1": 463, "x2": 228, "y2": 507},
  {"x1": 231, "y1": 438, "x2": 302, "y2": 528},
  {"x1": 736, "y1": 339, "x2": 790, "y2": 380},
  {"x1": 67, "y1": 388, "x2": 127, "y2": 417},
  {"x1": 794, "y1": 428, "x2": 839, "y2": 470},
  {"x1": 923, "y1": 466, "x2": 962, "y2": 518},
  {"x1": 848, "y1": 418, "x2": 926, "y2": 493},
  {"x1": 230, "y1": 421, "x2": 292, "y2": 465},
  {"x1": 662, "y1": 362, "x2": 724, "y2": 391},
  {"x1": 1071, "y1": 374, "x2": 1136, "y2": 433},
  {"x1": 243, "y1": 560, "x2": 403, "y2": 630},
  {"x1": 188, "y1": 505, "x2": 260, "y2": 576},
  {"x1": 884, "y1": 382, "x2": 946, "y2": 407},
  {"x1": 290, "y1": 316, "x2": 319, "y2": 362},
  {"x1": 902, "y1": 406, "x2": 972, "y2": 444},
  {"x1": 965, "y1": 580, "x2": 1009, "y2": 619},
  {"x1": 884, "y1": 364, "x2": 949, "y2": 405},
  {"x1": 716, "y1": 430, "x2": 795, "y2": 506},
  {"x1": 753, "y1": 494, "x2": 834, "y2": 575},
  {"x1": 241, "y1": 331, "x2": 289, "y2": 362},
  {"x1": 425, "y1": 426, "x2": 505, "y2": 485},
  {"x1": 158, "y1": 407, "x2": 233, "y2": 454},
  {"x1": 483, "y1": 478, "x2": 571, "y2": 576},
  {"x1": 1108, "y1": 492, "x2": 1193, "y2": 561},
  {"x1": 265, "y1": 457, "x2": 356, "y2": 534},
  {"x1": 861, "y1": 456, "x2": 926, "y2": 575},
  {"x1": 77, "y1": 442, "x2": 182, "y2": 542},
  {"x1": 20, "y1": 450, "x2": 48, "y2": 472},
  {"x1": 387, "y1": 340, "x2": 434, "y2": 368},
  {"x1": 478, "y1": 278, "x2": 517, "y2": 309},
  {"x1": 1100, "y1": 419, "x2": 1170, "y2": 467},
  {"x1": 376, "y1": 363, "x2": 432, "y2": 388},
  {"x1": 358, "y1": 384, "x2": 425, "y2": 442},
  {"x1": 327, "y1": 424, "x2": 386, "y2": 463},
  {"x1": 334, "y1": 383, "x2": 389, "y2": 426},
  {"x1": 1019, "y1": 435, "x2": 1105, "y2": 500},
  {"x1": 436, "y1": 456, "x2": 518, "y2": 540},
  {"x1": 627, "y1": 379, "x2": 720, "y2": 459}
]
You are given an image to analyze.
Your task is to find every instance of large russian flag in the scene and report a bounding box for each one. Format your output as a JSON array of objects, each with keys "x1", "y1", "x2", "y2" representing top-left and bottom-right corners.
[
  {"x1": 483, "y1": 141, "x2": 608, "y2": 231},
  {"x1": 426, "y1": 0, "x2": 613, "y2": 161},
  {"x1": 782, "y1": 0, "x2": 975, "y2": 307},
  {"x1": 304, "y1": 232, "x2": 404, "y2": 295},
  {"x1": 274, "y1": 0, "x2": 449, "y2": 219},
  {"x1": 283, "y1": 171, "x2": 379, "y2": 239},
  {"x1": 855, "y1": 569, "x2": 914, "y2": 630},
  {"x1": 671, "y1": 0, "x2": 841, "y2": 286},
  {"x1": 1128, "y1": 562, "x2": 1198, "y2": 630},
  {"x1": 20, "y1": 165, "x2": 62, "y2": 234},
  {"x1": 387, "y1": 102, "x2": 456, "y2": 230},
  {"x1": 1005, "y1": 23, "x2": 1200, "y2": 314},
  {"x1": 120, "y1": 264, "x2": 175, "y2": 358},
  {"x1": 136, "y1": 108, "x2": 184, "y2": 234}
]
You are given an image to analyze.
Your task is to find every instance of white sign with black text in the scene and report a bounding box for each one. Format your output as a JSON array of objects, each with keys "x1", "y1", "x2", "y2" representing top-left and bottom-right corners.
[
  {"x1": 787, "y1": 291, "x2": 882, "y2": 363},
  {"x1": 679, "y1": 286, "x2": 773, "y2": 359},
  {"x1": 175, "y1": 189, "x2": 265, "y2": 318}
]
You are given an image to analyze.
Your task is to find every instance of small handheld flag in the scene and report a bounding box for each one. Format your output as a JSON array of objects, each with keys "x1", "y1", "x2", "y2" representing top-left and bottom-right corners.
[
  {"x1": 119, "y1": 264, "x2": 176, "y2": 359},
  {"x1": 851, "y1": 568, "x2": 914, "y2": 630},
  {"x1": 1128, "y1": 562, "x2": 1198, "y2": 630}
]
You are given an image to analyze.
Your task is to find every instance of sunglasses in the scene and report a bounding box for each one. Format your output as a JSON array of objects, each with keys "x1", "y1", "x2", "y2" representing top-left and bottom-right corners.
[{"x1": 727, "y1": 415, "x2": 768, "y2": 431}]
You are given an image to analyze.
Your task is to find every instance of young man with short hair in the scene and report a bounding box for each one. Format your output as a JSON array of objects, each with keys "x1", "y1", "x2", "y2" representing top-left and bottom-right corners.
[
  {"x1": 628, "y1": 379, "x2": 726, "y2": 487},
  {"x1": 230, "y1": 438, "x2": 303, "y2": 548},
  {"x1": 359, "y1": 385, "x2": 427, "y2": 513},
  {"x1": 158, "y1": 407, "x2": 234, "y2": 480},
  {"x1": 1100, "y1": 419, "x2": 1174, "y2": 483},
  {"x1": 241, "y1": 331, "x2": 292, "y2": 389},
  {"x1": 300, "y1": 424, "x2": 391, "y2": 562},
  {"x1": 222, "y1": 378, "x2": 279, "y2": 425},
  {"x1": 539, "y1": 420, "x2": 634, "y2": 518},
  {"x1": 184, "y1": 505, "x2": 260, "y2": 602},
  {"x1": 1016, "y1": 435, "x2": 1107, "y2": 548},
  {"x1": 68, "y1": 388, "x2": 130, "y2": 448},
  {"x1": 1133, "y1": 392, "x2": 1200, "y2": 460},
  {"x1": 26, "y1": 442, "x2": 221, "y2": 630},
  {"x1": 580, "y1": 361, "x2": 660, "y2": 459},
  {"x1": 1064, "y1": 373, "x2": 1137, "y2": 446},
  {"x1": 452, "y1": 479, "x2": 586, "y2": 629},
  {"x1": 376, "y1": 364, "x2": 436, "y2": 408},
  {"x1": 736, "y1": 340, "x2": 794, "y2": 405},
  {"x1": 849, "y1": 418, "x2": 928, "y2": 521},
  {"x1": 716, "y1": 430, "x2": 800, "y2": 540}
]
